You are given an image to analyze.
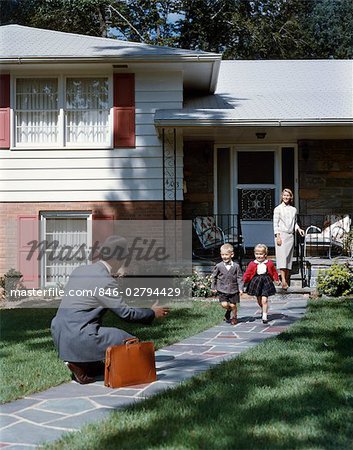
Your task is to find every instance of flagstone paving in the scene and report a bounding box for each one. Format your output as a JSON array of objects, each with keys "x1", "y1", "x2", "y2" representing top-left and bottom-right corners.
[{"x1": 0, "y1": 295, "x2": 307, "y2": 448}]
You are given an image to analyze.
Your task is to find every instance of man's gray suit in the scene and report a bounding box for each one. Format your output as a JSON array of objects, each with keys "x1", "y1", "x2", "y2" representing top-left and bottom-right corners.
[{"x1": 51, "y1": 261, "x2": 155, "y2": 362}]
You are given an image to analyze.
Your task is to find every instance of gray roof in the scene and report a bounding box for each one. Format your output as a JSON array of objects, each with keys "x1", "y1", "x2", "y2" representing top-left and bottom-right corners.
[
  {"x1": 0, "y1": 24, "x2": 220, "y2": 61},
  {"x1": 156, "y1": 60, "x2": 353, "y2": 123}
]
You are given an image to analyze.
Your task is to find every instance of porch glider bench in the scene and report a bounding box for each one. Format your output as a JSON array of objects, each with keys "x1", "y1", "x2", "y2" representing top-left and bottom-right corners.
[
  {"x1": 303, "y1": 214, "x2": 352, "y2": 259},
  {"x1": 192, "y1": 216, "x2": 244, "y2": 261}
]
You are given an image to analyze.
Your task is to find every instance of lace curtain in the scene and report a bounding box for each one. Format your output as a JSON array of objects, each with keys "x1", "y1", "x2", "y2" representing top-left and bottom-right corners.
[
  {"x1": 66, "y1": 78, "x2": 109, "y2": 144},
  {"x1": 44, "y1": 218, "x2": 88, "y2": 285},
  {"x1": 16, "y1": 78, "x2": 59, "y2": 144},
  {"x1": 16, "y1": 77, "x2": 109, "y2": 146}
]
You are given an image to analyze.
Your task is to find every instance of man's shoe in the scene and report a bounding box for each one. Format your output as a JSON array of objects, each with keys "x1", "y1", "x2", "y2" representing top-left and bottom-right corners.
[
  {"x1": 224, "y1": 310, "x2": 231, "y2": 323},
  {"x1": 262, "y1": 319, "x2": 268, "y2": 324},
  {"x1": 230, "y1": 317, "x2": 237, "y2": 326},
  {"x1": 67, "y1": 362, "x2": 96, "y2": 384},
  {"x1": 86, "y1": 361, "x2": 105, "y2": 377}
]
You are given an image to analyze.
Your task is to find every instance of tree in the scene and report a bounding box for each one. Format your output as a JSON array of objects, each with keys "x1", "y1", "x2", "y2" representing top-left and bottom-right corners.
[
  {"x1": 1, "y1": 0, "x2": 352, "y2": 58},
  {"x1": 176, "y1": 0, "x2": 353, "y2": 59},
  {"x1": 177, "y1": 0, "x2": 237, "y2": 53},
  {"x1": 0, "y1": 0, "x2": 113, "y2": 37},
  {"x1": 305, "y1": 0, "x2": 353, "y2": 58},
  {"x1": 0, "y1": 0, "x2": 180, "y2": 44},
  {"x1": 114, "y1": 0, "x2": 181, "y2": 45}
]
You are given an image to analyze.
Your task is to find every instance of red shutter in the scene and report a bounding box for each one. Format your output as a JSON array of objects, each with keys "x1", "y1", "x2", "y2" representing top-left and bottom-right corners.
[
  {"x1": 18, "y1": 216, "x2": 40, "y2": 288},
  {"x1": 92, "y1": 214, "x2": 115, "y2": 260},
  {"x1": 113, "y1": 74, "x2": 135, "y2": 148},
  {"x1": 0, "y1": 74, "x2": 10, "y2": 149}
]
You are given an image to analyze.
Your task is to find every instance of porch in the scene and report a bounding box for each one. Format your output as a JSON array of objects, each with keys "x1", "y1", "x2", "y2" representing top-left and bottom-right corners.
[{"x1": 191, "y1": 213, "x2": 353, "y2": 291}]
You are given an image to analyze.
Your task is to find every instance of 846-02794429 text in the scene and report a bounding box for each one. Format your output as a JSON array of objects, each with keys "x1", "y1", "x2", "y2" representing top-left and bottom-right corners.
[
  {"x1": 98, "y1": 287, "x2": 181, "y2": 297},
  {"x1": 66, "y1": 287, "x2": 182, "y2": 297}
]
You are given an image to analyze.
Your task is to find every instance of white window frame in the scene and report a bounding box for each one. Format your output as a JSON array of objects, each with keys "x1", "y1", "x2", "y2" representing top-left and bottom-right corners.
[
  {"x1": 13, "y1": 75, "x2": 113, "y2": 149},
  {"x1": 40, "y1": 211, "x2": 92, "y2": 287}
]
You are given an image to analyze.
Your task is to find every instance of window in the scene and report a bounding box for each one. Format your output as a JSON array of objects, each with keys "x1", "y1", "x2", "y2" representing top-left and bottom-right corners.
[
  {"x1": 40, "y1": 212, "x2": 92, "y2": 286},
  {"x1": 15, "y1": 77, "x2": 110, "y2": 147},
  {"x1": 238, "y1": 151, "x2": 274, "y2": 184},
  {"x1": 66, "y1": 78, "x2": 109, "y2": 144},
  {"x1": 16, "y1": 78, "x2": 59, "y2": 145}
]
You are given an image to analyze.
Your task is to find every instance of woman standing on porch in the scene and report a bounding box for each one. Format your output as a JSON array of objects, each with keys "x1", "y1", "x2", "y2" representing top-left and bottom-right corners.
[{"x1": 273, "y1": 188, "x2": 305, "y2": 289}]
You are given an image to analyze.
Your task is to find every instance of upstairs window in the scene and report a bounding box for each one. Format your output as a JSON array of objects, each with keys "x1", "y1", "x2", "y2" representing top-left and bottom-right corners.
[
  {"x1": 15, "y1": 77, "x2": 110, "y2": 148},
  {"x1": 16, "y1": 78, "x2": 59, "y2": 145},
  {"x1": 66, "y1": 78, "x2": 109, "y2": 145}
]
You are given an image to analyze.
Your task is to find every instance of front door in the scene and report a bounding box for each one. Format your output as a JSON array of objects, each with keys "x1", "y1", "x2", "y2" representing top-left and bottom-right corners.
[
  {"x1": 235, "y1": 148, "x2": 278, "y2": 247},
  {"x1": 215, "y1": 145, "x2": 297, "y2": 249}
]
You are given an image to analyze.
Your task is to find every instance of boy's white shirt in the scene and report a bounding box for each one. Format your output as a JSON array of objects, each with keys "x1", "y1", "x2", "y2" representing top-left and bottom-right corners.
[
  {"x1": 223, "y1": 260, "x2": 233, "y2": 271},
  {"x1": 254, "y1": 259, "x2": 268, "y2": 275}
]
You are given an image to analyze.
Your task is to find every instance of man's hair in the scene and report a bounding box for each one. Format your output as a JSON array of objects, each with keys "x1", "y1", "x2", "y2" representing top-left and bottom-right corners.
[
  {"x1": 220, "y1": 243, "x2": 234, "y2": 253},
  {"x1": 98, "y1": 235, "x2": 128, "y2": 261},
  {"x1": 254, "y1": 243, "x2": 268, "y2": 254}
]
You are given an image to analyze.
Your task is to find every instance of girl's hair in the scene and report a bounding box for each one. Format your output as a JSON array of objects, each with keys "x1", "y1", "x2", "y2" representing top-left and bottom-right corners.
[
  {"x1": 254, "y1": 243, "x2": 268, "y2": 254},
  {"x1": 281, "y1": 188, "x2": 294, "y2": 203}
]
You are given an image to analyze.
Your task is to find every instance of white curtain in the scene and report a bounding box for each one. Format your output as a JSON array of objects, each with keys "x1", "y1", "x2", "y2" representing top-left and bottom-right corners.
[
  {"x1": 16, "y1": 78, "x2": 59, "y2": 145},
  {"x1": 45, "y1": 218, "x2": 88, "y2": 285},
  {"x1": 66, "y1": 78, "x2": 109, "y2": 144}
]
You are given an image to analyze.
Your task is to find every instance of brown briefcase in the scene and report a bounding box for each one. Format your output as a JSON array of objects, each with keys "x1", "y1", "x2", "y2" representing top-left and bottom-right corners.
[{"x1": 104, "y1": 338, "x2": 157, "y2": 388}]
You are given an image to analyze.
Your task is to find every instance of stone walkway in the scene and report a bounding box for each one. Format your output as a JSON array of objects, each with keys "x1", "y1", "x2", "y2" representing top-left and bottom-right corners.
[{"x1": 0, "y1": 294, "x2": 307, "y2": 449}]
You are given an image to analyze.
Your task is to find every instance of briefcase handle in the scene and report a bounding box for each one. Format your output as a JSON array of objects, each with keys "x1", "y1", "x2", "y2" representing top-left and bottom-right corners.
[{"x1": 123, "y1": 337, "x2": 140, "y2": 346}]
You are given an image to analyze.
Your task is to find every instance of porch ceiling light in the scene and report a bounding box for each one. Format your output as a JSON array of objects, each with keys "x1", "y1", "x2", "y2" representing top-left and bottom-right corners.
[{"x1": 256, "y1": 132, "x2": 267, "y2": 139}]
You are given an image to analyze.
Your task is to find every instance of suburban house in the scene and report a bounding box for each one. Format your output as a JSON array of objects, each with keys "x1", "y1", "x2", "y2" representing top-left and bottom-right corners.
[{"x1": 0, "y1": 25, "x2": 352, "y2": 289}]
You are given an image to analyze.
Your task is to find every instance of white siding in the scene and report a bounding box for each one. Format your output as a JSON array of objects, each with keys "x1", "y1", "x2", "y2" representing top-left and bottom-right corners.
[{"x1": 0, "y1": 71, "x2": 184, "y2": 202}]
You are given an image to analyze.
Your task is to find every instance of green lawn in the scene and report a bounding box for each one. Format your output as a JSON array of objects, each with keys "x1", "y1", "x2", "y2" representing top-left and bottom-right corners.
[
  {"x1": 0, "y1": 301, "x2": 222, "y2": 403},
  {"x1": 42, "y1": 298, "x2": 353, "y2": 450}
]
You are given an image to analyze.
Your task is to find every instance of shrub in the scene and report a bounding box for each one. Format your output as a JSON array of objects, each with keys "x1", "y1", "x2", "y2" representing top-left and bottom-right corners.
[
  {"x1": 0, "y1": 268, "x2": 26, "y2": 301},
  {"x1": 181, "y1": 272, "x2": 214, "y2": 298},
  {"x1": 316, "y1": 263, "x2": 353, "y2": 297}
]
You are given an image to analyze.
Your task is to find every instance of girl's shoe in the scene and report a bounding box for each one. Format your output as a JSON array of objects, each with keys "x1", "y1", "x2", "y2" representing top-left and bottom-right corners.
[{"x1": 224, "y1": 309, "x2": 231, "y2": 322}]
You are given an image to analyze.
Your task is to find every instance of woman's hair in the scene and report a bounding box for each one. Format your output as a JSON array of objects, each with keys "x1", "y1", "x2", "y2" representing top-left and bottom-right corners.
[
  {"x1": 254, "y1": 243, "x2": 268, "y2": 254},
  {"x1": 281, "y1": 188, "x2": 294, "y2": 203}
]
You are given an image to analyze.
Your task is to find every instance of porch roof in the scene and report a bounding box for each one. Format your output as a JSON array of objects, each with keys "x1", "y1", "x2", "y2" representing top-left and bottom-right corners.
[{"x1": 155, "y1": 60, "x2": 353, "y2": 128}]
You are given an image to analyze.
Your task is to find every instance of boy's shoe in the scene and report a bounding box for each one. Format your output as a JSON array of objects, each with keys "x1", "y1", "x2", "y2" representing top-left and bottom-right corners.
[
  {"x1": 224, "y1": 310, "x2": 231, "y2": 323},
  {"x1": 230, "y1": 317, "x2": 237, "y2": 325}
]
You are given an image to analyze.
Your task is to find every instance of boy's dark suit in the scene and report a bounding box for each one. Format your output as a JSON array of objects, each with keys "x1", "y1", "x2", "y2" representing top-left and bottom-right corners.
[{"x1": 211, "y1": 261, "x2": 244, "y2": 294}]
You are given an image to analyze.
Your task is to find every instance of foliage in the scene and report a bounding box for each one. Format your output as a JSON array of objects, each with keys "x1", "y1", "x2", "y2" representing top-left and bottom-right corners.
[
  {"x1": 316, "y1": 263, "x2": 353, "y2": 297},
  {"x1": 304, "y1": 0, "x2": 353, "y2": 58},
  {"x1": 1, "y1": 0, "x2": 352, "y2": 57},
  {"x1": 177, "y1": 0, "x2": 353, "y2": 59},
  {"x1": 0, "y1": 0, "x2": 113, "y2": 37},
  {"x1": 0, "y1": 268, "x2": 26, "y2": 301},
  {"x1": 343, "y1": 229, "x2": 353, "y2": 257},
  {"x1": 0, "y1": 0, "x2": 180, "y2": 44},
  {"x1": 181, "y1": 271, "x2": 214, "y2": 298}
]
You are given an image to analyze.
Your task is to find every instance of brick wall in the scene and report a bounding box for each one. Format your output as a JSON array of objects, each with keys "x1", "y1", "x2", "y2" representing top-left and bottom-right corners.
[
  {"x1": 182, "y1": 141, "x2": 214, "y2": 218},
  {"x1": 298, "y1": 140, "x2": 353, "y2": 215},
  {"x1": 0, "y1": 201, "x2": 182, "y2": 276}
]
